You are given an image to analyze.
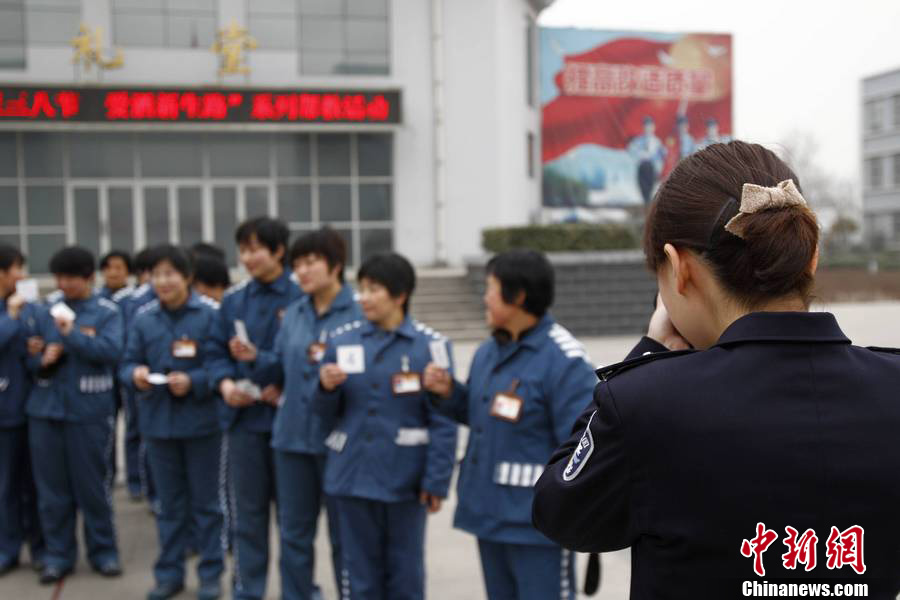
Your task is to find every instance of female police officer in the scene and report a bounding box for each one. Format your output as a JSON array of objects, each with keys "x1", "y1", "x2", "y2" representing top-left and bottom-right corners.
[
  {"x1": 533, "y1": 141, "x2": 900, "y2": 598},
  {"x1": 121, "y1": 245, "x2": 223, "y2": 600},
  {"x1": 317, "y1": 252, "x2": 457, "y2": 600},
  {"x1": 423, "y1": 250, "x2": 597, "y2": 600}
]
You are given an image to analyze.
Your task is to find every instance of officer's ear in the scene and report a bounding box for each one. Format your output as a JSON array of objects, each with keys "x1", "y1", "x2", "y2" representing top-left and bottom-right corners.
[
  {"x1": 662, "y1": 243, "x2": 691, "y2": 296},
  {"x1": 809, "y1": 245, "x2": 819, "y2": 275}
]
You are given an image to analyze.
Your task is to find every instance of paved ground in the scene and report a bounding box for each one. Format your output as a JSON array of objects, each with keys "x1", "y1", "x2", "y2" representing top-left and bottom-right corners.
[{"x1": 0, "y1": 301, "x2": 895, "y2": 599}]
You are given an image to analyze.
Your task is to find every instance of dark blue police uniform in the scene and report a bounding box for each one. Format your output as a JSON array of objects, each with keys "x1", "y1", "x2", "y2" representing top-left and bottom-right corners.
[
  {"x1": 98, "y1": 284, "x2": 134, "y2": 489},
  {"x1": 0, "y1": 299, "x2": 44, "y2": 571},
  {"x1": 533, "y1": 312, "x2": 900, "y2": 599},
  {"x1": 253, "y1": 284, "x2": 361, "y2": 599},
  {"x1": 434, "y1": 315, "x2": 596, "y2": 600},
  {"x1": 121, "y1": 293, "x2": 224, "y2": 589},
  {"x1": 315, "y1": 316, "x2": 458, "y2": 600},
  {"x1": 206, "y1": 271, "x2": 302, "y2": 600},
  {"x1": 26, "y1": 295, "x2": 123, "y2": 573}
]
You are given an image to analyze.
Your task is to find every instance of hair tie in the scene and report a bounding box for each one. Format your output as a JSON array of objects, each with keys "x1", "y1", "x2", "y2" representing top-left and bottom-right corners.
[{"x1": 724, "y1": 180, "x2": 807, "y2": 239}]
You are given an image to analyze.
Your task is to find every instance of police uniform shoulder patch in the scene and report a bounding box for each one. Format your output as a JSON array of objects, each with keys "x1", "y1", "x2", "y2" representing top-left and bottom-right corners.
[
  {"x1": 548, "y1": 323, "x2": 592, "y2": 365},
  {"x1": 112, "y1": 285, "x2": 135, "y2": 303},
  {"x1": 135, "y1": 299, "x2": 160, "y2": 317},
  {"x1": 563, "y1": 410, "x2": 596, "y2": 482},
  {"x1": 97, "y1": 297, "x2": 120, "y2": 313},
  {"x1": 595, "y1": 348, "x2": 696, "y2": 382},
  {"x1": 224, "y1": 279, "x2": 250, "y2": 297}
]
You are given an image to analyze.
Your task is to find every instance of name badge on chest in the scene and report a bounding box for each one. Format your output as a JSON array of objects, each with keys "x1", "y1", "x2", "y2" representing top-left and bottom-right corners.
[
  {"x1": 392, "y1": 355, "x2": 422, "y2": 395},
  {"x1": 79, "y1": 325, "x2": 96, "y2": 337},
  {"x1": 172, "y1": 338, "x2": 198, "y2": 359},
  {"x1": 307, "y1": 330, "x2": 328, "y2": 364},
  {"x1": 336, "y1": 344, "x2": 365, "y2": 374},
  {"x1": 490, "y1": 378, "x2": 523, "y2": 423}
]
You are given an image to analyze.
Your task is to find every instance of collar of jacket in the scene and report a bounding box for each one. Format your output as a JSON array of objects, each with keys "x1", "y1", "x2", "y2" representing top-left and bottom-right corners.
[
  {"x1": 249, "y1": 269, "x2": 292, "y2": 296},
  {"x1": 713, "y1": 311, "x2": 850, "y2": 347},
  {"x1": 298, "y1": 283, "x2": 354, "y2": 317},
  {"x1": 361, "y1": 314, "x2": 417, "y2": 340}
]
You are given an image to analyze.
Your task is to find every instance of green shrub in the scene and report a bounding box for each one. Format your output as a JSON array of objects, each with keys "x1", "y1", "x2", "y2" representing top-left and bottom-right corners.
[{"x1": 482, "y1": 223, "x2": 640, "y2": 253}]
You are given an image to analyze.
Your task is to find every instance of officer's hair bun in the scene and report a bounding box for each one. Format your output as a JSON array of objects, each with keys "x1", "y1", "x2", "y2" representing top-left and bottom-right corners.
[{"x1": 644, "y1": 140, "x2": 819, "y2": 308}]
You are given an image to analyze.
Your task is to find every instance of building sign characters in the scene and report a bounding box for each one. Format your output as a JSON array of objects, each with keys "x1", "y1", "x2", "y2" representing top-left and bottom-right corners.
[
  {"x1": 213, "y1": 20, "x2": 257, "y2": 79},
  {"x1": 71, "y1": 24, "x2": 124, "y2": 80}
]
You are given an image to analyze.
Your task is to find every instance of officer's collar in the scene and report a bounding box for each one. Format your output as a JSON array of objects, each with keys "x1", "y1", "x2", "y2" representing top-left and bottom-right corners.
[
  {"x1": 361, "y1": 314, "x2": 416, "y2": 339},
  {"x1": 493, "y1": 313, "x2": 554, "y2": 349},
  {"x1": 713, "y1": 311, "x2": 850, "y2": 347},
  {"x1": 250, "y1": 269, "x2": 291, "y2": 296}
]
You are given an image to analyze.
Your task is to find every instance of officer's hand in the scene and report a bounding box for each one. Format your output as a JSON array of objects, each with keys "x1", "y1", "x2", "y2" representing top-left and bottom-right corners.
[
  {"x1": 228, "y1": 337, "x2": 257, "y2": 362},
  {"x1": 220, "y1": 379, "x2": 255, "y2": 408},
  {"x1": 168, "y1": 372, "x2": 192, "y2": 397},
  {"x1": 41, "y1": 343, "x2": 64, "y2": 367},
  {"x1": 423, "y1": 363, "x2": 453, "y2": 399},
  {"x1": 319, "y1": 363, "x2": 347, "y2": 392},
  {"x1": 27, "y1": 336, "x2": 45, "y2": 356},
  {"x1": 6, "y1": 293, "x2": 25, "y2": 319},
  {"x1": 647, "y1": 294, "x2": 691, "y2": 350},
  {"x1": 260, "y1": 384, "x2": 281, "y2": 406},
  {"x1": 54, "y1": 316, "x2": 74, "y2": 336},
  {"x1": 133, "y1": 365, "x2": 152, "y2": 391},
  {"x1": 419, "y1": 491, "x2": 443, "y2": 514}
]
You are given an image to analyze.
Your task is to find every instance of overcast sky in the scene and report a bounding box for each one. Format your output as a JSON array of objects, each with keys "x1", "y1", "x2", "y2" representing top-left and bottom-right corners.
[{"x1": 538, "y1": 0, "x2": 900, "y2": 187}]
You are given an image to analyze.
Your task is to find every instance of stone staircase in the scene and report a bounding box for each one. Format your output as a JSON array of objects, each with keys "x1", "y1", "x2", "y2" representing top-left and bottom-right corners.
[{"x1": 410, "y1": 270, "x2": 487, "y2": 343}]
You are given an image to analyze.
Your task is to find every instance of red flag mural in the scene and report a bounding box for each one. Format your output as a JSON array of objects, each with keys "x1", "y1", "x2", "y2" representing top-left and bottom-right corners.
[{"x1": 541, "y1": 30, "x2": 732, "y2": 209}]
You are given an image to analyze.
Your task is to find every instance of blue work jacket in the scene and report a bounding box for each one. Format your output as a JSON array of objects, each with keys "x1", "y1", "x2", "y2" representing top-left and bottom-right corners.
[
  {"x1": 206, "y1": 271, "x2": 303, "y2": 433},
  {"x1": 0, "y1": 299, "x2": 38, "y2": 427},
  {"x1": 436, "y1": 314, "x2": 597, "y2": 546},
  {"x1": 25, "y1": 295, "x2": 124, "y2": 423},
  {"x1": 257, "y1": 284, "x2": 363, "y2": 455},
  {"x1": 120, "y1": 293, "x2": 220, "y2": 439},
  {"x1": 315, "y1": 316, "x2": 458, "y2": 503}
]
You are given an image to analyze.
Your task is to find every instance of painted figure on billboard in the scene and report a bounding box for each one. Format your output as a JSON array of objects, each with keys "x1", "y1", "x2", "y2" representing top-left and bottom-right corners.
[{"x1": 541, "y1": 29, "x2": 733, "y2": 210}]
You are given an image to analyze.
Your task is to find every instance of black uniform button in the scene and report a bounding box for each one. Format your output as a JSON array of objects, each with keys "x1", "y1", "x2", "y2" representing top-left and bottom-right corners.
[{"x1": 368, "y1": 408, "x2": 375, "y2": 416}]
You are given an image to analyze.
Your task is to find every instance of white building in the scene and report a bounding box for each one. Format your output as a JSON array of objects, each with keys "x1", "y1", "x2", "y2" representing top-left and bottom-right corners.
[
  {"x1": 0, "y1": 0, "x2": 552, "y2": 272},
  {"x1": 862, "y1": 67, "x2": 900, "y2": 248}
]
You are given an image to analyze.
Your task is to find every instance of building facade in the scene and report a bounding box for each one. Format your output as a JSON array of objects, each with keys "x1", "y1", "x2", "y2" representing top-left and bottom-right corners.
[
  {"x1": 862, "y1": 67, "x2": 900, "y2": 248},
  {"x1": 0, "y1": 0, "x2": 551, "y2": 272}
]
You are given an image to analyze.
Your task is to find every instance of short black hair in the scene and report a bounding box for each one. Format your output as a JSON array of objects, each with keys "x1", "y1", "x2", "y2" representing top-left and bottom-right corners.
[
  {"x1": 289, "y1": 227, "x2": 347, "y2": 282},
  {"x1": 235, "y1": 217, "x2": 289, "y2": 261},
  {"x1": 100, "y1": 250, "x2": 133, "y2": 273},
  {"x1": 357, "y1": 252, "x2": 415, "y2": 315},
  {"x1": 149, "y1": 244, "x2": 193, "y2": 279},
  {"x1": 190, "y1": 242, "x2": 226, "y2": 262},
  {"x1": 486, "y1": 250, "x2": 554, "y2": 317},
  {"x1": 0, "y1": 243, "x2": 24, "y2": 271},
  {"x1": 193, "y1": 255, "x2": 230, "y2": 289},
  {"x1": 134, "y1": 247, "x2": 159, "y2": 275},
  {"x1": 49, "y1": 246, "x2": 95, "y2": 278}
]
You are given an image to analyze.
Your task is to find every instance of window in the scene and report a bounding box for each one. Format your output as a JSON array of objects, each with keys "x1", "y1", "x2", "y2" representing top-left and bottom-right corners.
[
  {"x1": 867, "y1": 157, "x2": 883, "y2": 189},
  {"x1": 525, "y1": 16, "x2": 536, "y2": 107},
  {"x1": 0, "y1": 0, "x2": 25, "y2": 69},
  {"x1": 894, "y1": 154, "x2": 900, "y2": 187},
  {"x1": 26, "y1": 0, "x2": 81, "y2": 44},
  {"x1": 248, "y1": 0, "x2": 296, "y2": 50},
  {"x1": 894, "y1": 95, "x2": 900, "y2": 130},
  {"x1": 112, "y1": 0, "x2": 216, "y2": 48},
  {"x1": 865, "y1": 100, "x2": 883, "y2": 135},
  {"x1": 299, "y1": 0, "x2": 389, "y2": 75}
]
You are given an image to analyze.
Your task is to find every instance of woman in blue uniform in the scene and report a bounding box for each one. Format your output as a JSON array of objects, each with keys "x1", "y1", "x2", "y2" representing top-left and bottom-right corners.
[
  {"x1": 533, "y1": 141, "x2": 900, "y2": 598},
  {"x1": 317, "y1": 252, "x2": 457, "y2": 600},
  {"x1": 423, "y1": 249, "x2": 597, "y2": 600},
  {"x1": 121, "y1": 245, "x2": 223, "y2": 600}
]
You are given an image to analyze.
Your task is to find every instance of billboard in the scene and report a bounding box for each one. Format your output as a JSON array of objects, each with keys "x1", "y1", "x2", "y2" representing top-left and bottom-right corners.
[{"x1": 541, "y1": 29, "x2": 732, "y2": 210}]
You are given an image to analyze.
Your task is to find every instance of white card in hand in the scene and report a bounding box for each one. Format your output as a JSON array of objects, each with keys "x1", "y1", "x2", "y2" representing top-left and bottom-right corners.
[
  {"x1": 336, "y1": 345, "x2": 365, "y2": 374},
  {"x1": 146, "y1": 373, "x2": 168, "y2": 385},
  {"x1": 15, "y1": 279, "x2": 39, "y2": 303},
  {"x1": 235, "y1": 378, "x2": 262, "y2": 400},
  {"x1": 429, "y1": 340, "x2": 450, "y2": 369},
  {"x1": 234, "y1": 319, "x2": 250, "y2": 344},
  {"x1": 50, "y1": 302, "x2": 76, "y2": 322}
]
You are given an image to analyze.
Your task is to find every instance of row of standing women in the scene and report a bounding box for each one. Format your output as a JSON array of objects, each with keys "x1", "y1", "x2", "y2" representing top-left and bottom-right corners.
[{"x1": 0, "y1": 218, "x2": 598, "y2": 600}]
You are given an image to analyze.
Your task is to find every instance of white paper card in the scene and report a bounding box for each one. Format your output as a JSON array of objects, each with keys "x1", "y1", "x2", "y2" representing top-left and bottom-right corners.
[
  {"x1": 147, "y1": 373, "x2": 168, "y2": 385},
  {"x1": 336, "y1": 345, "x2": 365, "y2": 374},
  {"x1": 429, "y1": 340, "x2": 450, "y2": 369},
  {"x1": 15, "y1": 279, "x2": 39, "y2": 303},
  {"x1": 235, "y1": 378, "x2": 262, "y2": 400},
  {"x1": 234, "y1": 319, "x2": 250, "y2": 344},
  {"x1": 50, "y1": 302, "x2": 76, "y2": 322}
]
